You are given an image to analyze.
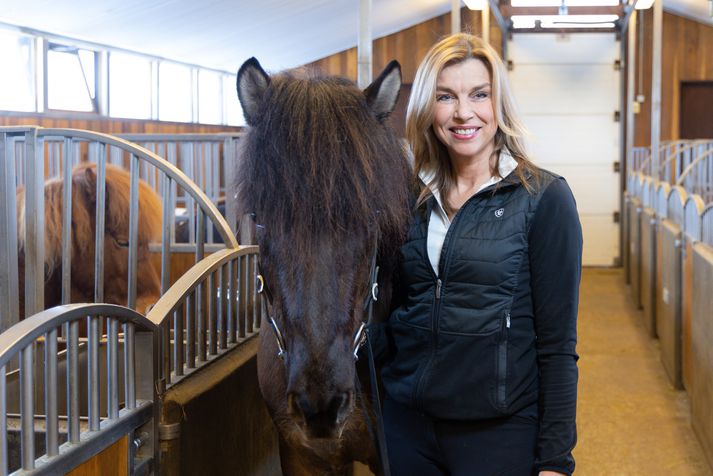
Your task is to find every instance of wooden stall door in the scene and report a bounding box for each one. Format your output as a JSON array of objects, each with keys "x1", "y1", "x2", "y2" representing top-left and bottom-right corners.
[{"x1": 680, "y1": 82, "x2": 713, "y2": 139}]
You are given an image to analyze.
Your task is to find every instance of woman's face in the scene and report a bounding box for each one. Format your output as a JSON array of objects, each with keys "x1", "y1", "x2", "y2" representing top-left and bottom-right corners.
[{"x1": 431, "y1": 58, "x2": 497, "y2": 166}]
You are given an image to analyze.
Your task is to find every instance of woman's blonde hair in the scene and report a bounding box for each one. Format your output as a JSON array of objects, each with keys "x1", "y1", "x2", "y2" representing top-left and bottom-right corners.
[{"x1": 406, "y1": 33, "x2": 538, "y2": 213}]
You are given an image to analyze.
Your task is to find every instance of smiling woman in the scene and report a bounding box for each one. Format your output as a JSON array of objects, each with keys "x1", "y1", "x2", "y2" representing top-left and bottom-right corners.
[{"x1": 378, "y1": 33, "x2": 583, "y2": 476}]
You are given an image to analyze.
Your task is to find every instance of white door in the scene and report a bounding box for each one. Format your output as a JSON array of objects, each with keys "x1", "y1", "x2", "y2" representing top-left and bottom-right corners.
[{"x1": 508, "y1": 33, "x2": 621, "y2": 266}]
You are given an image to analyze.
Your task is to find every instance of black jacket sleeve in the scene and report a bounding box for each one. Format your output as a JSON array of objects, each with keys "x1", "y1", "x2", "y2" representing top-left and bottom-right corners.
[{"x1": 528, "y1": 177, "x2": 583, "y2": 475}]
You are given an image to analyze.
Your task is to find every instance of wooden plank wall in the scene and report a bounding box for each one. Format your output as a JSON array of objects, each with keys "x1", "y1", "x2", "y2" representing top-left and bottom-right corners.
[
  {"x1": 634, "y1": 11, "x2": 713, "y2": 145},
  {"x1": 306, "y1": 7, "x2": 503, "y2": 85},
  {"x1": 0, "y1": 115, "x2": 242, "y2": 134}
]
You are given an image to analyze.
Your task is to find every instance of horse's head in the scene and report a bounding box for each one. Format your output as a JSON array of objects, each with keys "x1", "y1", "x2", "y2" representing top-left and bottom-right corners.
[
  {"x1": 69, "y1": 163, "x2": 162, "y2": 312},
  {"x1": 236, "y1": 58, "x2": 410, "y2": 440}
]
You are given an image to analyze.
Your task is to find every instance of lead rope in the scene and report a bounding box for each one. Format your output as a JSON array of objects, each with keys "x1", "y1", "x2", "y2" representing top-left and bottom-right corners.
[{"x1": 359, "y1": 232, "x2": 391, "y2": 476}]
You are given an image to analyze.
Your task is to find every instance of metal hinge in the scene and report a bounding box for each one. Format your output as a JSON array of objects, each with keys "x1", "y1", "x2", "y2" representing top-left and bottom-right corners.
[
  {"x1": 613, "y1": 211, "x2": 620, "y2": 223},
  {"x1": 507, "y1": 60, "x2": 514, "y2": 71},
  {"x1": 614, "y1": 110, "x2": 621, "y2": 122},
  {"x1": 614, "y1": 59, "x2": 622, "y2": 71},
  {"x1": 613, "y1": 161, "x2": 620, "y2": 173}
]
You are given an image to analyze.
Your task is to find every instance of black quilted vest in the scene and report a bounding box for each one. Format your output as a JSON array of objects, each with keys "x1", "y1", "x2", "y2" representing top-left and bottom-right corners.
[{"x1": 382, "y1": 170, "x2": 558, "y2": 420}]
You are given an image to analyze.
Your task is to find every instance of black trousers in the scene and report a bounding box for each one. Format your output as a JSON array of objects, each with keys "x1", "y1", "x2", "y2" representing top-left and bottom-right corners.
[{"x1": 383, "y1": 398, "x2": 539, "y2": 476}]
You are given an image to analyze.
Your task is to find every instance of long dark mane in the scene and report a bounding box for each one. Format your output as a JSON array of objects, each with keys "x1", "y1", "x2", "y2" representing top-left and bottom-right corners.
[{"x1": 236, "y1": 69, "x2": 411, "y2": 256}]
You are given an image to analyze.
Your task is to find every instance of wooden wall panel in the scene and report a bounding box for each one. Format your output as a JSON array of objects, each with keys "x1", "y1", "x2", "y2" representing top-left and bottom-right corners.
[
  {"x1": 634, "y1": 11, "x2": 713, "y2": 145},
  {"x1": 0, "y1": 115, "x2": 242, "y2": 135},
  {"x1": 66, "y1": 435, "x2": 128, "y2": 476},
  {"x1": 307, "y1": 7, "x2": 503, "y2": 84}
]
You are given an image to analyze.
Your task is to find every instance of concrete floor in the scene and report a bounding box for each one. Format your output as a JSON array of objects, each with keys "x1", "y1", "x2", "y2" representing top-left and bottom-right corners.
[{"x1": 575, "y1": 268, "x2": 711, "y2": 475}]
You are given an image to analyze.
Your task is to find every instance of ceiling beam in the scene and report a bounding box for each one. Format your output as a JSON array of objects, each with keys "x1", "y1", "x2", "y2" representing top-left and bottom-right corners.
[{"x1": 488, "y1": 0, "x2": 512, "y2": 35}]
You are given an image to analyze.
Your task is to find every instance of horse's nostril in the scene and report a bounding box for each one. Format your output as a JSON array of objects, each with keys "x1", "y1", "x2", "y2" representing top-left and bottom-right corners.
[
  {"x1": 289, "y1": 391, "x2": 352, "y2": 437},
  {"x1": 328, "y1": 392, "x2": 350, "y2": 419}
]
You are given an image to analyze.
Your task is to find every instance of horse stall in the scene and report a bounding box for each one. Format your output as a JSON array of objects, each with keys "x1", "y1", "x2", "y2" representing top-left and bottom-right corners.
[
  {"x1": 0, "y1": 126, "x2": 278, "y2": 474},
  {"x1": 627, "y1": 173, "x2": 644, "y2": 309},
  {"x1": 681, "y1": 195, "x2": 706, "y2": 390},
  {"x1": 655, "y1": 186, "x2": 687, "y2": 389},
  {"x1": 690, "y1": 226, "x2": 713, "y2": 471},
  {"x1": 639, "y1": 177, "x2": 657, "y2": 337}
]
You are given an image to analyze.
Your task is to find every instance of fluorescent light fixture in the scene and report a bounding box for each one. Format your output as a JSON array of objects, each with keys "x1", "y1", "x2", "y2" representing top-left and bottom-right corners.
[
  {"x1": 511, "y1": 14, "x2": 619, "y2": 28},
  {"x1": 511, "y1": 0, "x2": 619, "y2": 5},
  {"x1": 634, "y1": 0, "x2": 655, "y2": 9},
  {"x1": 464, "y1": 0, "x2": 488, "y2": 10}
]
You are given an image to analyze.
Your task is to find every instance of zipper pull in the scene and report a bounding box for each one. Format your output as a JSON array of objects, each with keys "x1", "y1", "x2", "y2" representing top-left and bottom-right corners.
[
  {"x1": 435, "y1": 279, "x2": 442, "y2": 299},
  {"x1": 506, "y1": 312, "x2": 511, "y2": 328}
]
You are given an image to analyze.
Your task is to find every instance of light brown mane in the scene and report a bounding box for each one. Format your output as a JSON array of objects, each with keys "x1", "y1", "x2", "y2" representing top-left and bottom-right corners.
[{"x1": 17, "y1": 162, "x2": 162, "y2": 275}]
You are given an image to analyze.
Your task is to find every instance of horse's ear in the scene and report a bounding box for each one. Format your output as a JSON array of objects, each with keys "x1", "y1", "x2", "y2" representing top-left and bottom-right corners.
[
  {"x1": 364, "y1": 60, "x2": 402, "y2": 122},
  {"x1": 237, "y1": 57, "x2": 270, "y2": 126},
  {"x1": 74, "y1": 165, "x2": 98, "y2": 204}
]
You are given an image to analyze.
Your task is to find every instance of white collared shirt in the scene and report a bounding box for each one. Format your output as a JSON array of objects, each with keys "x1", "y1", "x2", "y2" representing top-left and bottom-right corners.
[{"x1": 420, "y1": 150, "x2": 519, "y2": 276}]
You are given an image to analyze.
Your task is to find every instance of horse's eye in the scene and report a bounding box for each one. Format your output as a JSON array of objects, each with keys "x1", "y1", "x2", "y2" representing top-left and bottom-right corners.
[{"x1": 114, "y1": 237, "x2": 130, "y2": 248}]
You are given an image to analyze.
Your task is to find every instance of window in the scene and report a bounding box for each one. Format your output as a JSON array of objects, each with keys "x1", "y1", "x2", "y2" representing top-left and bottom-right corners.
[
  {"x1": 109, "y1": 52, "x2": 152, "y2": 119},
  {"x1": 224, "y1": 75, "x2": 245, "y2": 126},
  {"x1": 0, "y1": 30, "x2": 35, "y2": 112},
  {"x1": 47, "y1": 43, "x2": 96, "y2": 112},
  {"x1": 198, "y1": 70, "x2": 223, "y2": 125},
  {"x1": 158, "y1": 61, "x2": 192, "y2": 123}
]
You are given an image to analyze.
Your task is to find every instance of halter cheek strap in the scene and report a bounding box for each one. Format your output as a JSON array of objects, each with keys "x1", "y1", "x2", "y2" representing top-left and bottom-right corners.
[{"x1": 256, "y1": 235, "x2": 380, "y2": 363}]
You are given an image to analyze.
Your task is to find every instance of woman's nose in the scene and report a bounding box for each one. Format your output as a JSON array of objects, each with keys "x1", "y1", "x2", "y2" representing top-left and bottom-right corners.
[{"x1": 453, "y1": 101, "x2": 474, "y2": 120}]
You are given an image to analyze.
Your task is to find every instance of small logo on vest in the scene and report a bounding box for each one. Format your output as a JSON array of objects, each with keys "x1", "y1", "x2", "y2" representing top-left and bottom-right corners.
[{"x1": 494, "y1": 208, "x2": 505, "y2": 218}]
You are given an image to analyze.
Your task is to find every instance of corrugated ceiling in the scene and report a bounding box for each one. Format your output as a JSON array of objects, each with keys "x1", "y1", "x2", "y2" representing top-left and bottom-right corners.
[{"x1": 0, "y1": 0, "x2": 710, "y2": 75}]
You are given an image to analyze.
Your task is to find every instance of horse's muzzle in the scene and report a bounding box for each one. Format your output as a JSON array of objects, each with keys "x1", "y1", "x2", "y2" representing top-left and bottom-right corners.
[{"x1": 288, "y1": 390, "x2": 353, "y2": 439}]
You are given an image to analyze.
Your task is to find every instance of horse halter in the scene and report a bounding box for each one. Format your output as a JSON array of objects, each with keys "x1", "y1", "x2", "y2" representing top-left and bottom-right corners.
[{"x1": 256, "y1": 234, "x2": 380, "y2": 364}]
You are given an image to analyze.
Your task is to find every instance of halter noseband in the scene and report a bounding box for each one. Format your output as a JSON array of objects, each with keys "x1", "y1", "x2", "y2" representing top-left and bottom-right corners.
[{"x1": 256, "y1": 234, "x2": 380, "y2": 363}]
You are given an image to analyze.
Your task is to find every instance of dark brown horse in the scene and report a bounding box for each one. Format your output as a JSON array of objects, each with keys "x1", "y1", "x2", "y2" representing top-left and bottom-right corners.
[
  {"x1": 235, "y1": 58, "x2": 411, "y2": 474},
  {"x1": 17, "y1": 162, "x2": 163, "y2": 318}
]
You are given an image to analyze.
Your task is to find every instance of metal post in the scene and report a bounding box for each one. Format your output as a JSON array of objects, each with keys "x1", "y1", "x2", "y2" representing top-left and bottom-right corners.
[
  {"x1": 25, "y1": 129, "x2": 45, "y2": 318},
  {"x1": 481, "y1": 3, "x2": 490, "y2": 43},
  {"x1": 651, "y1": 0, "x2": 663, "y2": 175},
  {"x1": 0, "y1": 132, "x2": 20, "y2": 332},
  {"x1": 358, "y1": 0, "x2": 372, "y2": 89},
  {"x1": 452, "y1": 0, "x2": 461, "y2": 34}
]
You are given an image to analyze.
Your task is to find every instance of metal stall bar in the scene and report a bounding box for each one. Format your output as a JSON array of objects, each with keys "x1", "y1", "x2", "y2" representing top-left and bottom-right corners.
[
  {"x1": 227, "y1": 260, "x2": 235, "y2": 344},
  {"x1": 93, "y1": 142, "x2": 107, "y2": 304},
  {"x1": 67, "y1": 319, "x2": 80, "y2": 443},
  {"x1": 0, "y1": 132, "x2": 20, "y2": 333},
  {"x1": 20, "y1": 346, "x2": 34, "y2": 470},
  {"x1": 24, "y1": 128, "x2": 45, "y2": 320},
  {"x1": 1, "y1": 365, "x2": 6, "y2": 476},
  {"x1": 239, "y1": 255, "x2": 247, "y2": 338},
  {"x1": 44, "y1": 329, "x2": 59, "y2": 457},
  {"x1": 61, "y1": 138, "x2": 74, "y2": 306}
]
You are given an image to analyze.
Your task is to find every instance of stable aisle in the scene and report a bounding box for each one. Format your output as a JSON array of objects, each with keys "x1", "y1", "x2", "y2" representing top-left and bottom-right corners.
[{"x1": 574, "y1": 268, "x2": 711, "y2": 475}]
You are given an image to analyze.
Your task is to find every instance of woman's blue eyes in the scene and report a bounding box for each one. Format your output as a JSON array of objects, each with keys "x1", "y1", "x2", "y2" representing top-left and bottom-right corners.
[{"x1": 436, "y1": 91, "x2": 489, "y2": 102}]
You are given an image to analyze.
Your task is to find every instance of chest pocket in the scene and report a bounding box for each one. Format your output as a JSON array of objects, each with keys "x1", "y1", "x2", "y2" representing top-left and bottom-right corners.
[{"x1": 437, "y1": 204, "x2": 528, "y2": 335}]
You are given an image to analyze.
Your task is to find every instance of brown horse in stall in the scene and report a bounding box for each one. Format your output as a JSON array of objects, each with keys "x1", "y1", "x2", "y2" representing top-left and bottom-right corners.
[
  {"x1": 17, "y1": 162, "x2": 163, "y2": 318},
  {"x1": 235, "y1": 58, "x2": 411, "y2": 474}
]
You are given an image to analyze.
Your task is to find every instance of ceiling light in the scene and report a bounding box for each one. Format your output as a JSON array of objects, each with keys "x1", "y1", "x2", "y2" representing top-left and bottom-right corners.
[
  {"x1": 635, "y1": 0, "x2": 655, "y2": 9},
  {"x1": 510, "y1": 0, "x2": 619, "y2": 6},
  {"x1": 511, "y1": 14, "x2": 619, "y2": 28},
  {"x1": 464, "y1": 0, "x2": 488, "y2": 10}
]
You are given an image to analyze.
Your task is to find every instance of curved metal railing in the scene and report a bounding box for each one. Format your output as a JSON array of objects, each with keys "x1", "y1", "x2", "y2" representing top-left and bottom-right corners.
[
  {"x1": 702, "y1": 204, "x2": 713, "y2": 247},
  {"x1": 117, "y1": 133, "x2": 244, "y2": 246},
  {"x1": 146, "y1": 246, "x2": 260, "y2": 391},
  {"x1": 676, "y1": 147, "x2": 713, "y2": 204},
  {"x1": 684, "y1": 195, "x2": 707, "y2": 243},
  {"x1": 655, "y1": 182, "x2": 671, "y2": 219},
  {"x1": 667, "y1": 186, "x2": 688, "y2": 228},
  {"x1": 0, "y1": 303, "x2": 158, "y2": 475},
  {"x1": 1, "y1": 126, "x2": 239, "y2": 333}
]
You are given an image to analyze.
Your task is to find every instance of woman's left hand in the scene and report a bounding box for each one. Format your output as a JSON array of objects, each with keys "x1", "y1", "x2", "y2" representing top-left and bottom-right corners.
[{"x1": 539, "y1": 472, "x2": 567, "y2": 476}]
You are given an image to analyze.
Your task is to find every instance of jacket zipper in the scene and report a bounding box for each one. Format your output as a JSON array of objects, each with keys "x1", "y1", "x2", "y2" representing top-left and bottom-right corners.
[
  {"x1": 413, "y1": 183, "x2": 516, "y2": 409},
  {"x1": 496, "y1": 312, "x2": 511, "y2": 408}
]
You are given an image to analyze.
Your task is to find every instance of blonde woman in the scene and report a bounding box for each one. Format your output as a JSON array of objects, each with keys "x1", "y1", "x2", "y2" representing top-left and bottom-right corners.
[{"x1": 378, "y1": 33, "x2": 582, "y2": 475}]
